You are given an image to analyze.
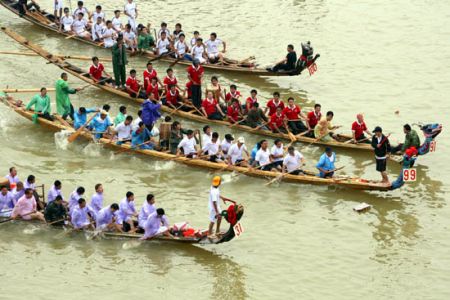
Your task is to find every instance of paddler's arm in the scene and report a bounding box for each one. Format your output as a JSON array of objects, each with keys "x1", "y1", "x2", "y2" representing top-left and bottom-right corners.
[{"x1": 25, "y1": 95, "x2": 37, "y2": 111}]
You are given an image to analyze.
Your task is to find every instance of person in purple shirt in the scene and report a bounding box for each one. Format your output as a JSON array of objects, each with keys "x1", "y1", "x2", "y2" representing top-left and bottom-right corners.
[
  {"x1": 118, "y1": 191, "x2": 138, "y2": 232},
  {"x1": 96, "y1": 203, "x2": 122, "y2": 232},
  {"x1": 71, "y1": 198, "x2": 93, "y2": 230},
  {"x1": 138, "y1": 194, "x2": 156, "y2": 229},
  {"x1": 141, "y1": 208, "x2": 172, "y2": 240},
  {"x1": 0, "y1": 185, "x2": 15, "y2": 216},
  {"x1": 69, "y1": 187, "x2": 85, "y2": 210},
  {"x1": 89, "y1": 183, "x2": 104, "y2": 216}
]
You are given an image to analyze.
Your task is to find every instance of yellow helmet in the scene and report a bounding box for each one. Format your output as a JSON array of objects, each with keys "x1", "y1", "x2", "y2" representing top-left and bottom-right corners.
[{"x1": 212, "y1": 176, "x2": 221, "y2": 186}]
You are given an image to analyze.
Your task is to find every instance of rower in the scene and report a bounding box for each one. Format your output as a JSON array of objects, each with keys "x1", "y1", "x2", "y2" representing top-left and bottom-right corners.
[
  {"x1": 227, "y1": 137, "x2": 249, "y2": 167},
  {"x1": 208, "y1": 176, "x2": 226, "y2": 237},
  {"x1": 202, "y1": 132, "x2": 223, "y2": 162},
  {"x1": 132, "y1": 122, "x2": 155, "y2": 149},
  {"x1": 306, "y1": 104, "x2": 322, "y2": 136},
  {"x1": 88, "y1": 183, "x2": 104, "y2": 216},
  {"x1": 91, "y1": 16, "x2": 105, "y2": 42},
  {"x1": 173, "y1": 23, "x2": 184, "y2": 42},
  {"x1": 89, "y1": 56, "x2": 113, "y2": 85},
  {"x1": 269, "y1": 106, "x2": 287, "y2": 133},
  {"x1": 282, "y1": 146, "x2": 305, "y2": 175},
  {"x1": 163, "y1": 68, "x2": 180, "y2": 91},
  {"x1": 91, "y1": 5, "x2": 105, "y2": 23},
  {"x1": 187, "y1": 59, "x2": 204, "y2": 108},
  {"x1": 113, "y1": 115, "x2": 133, "y2": 145},
  {"x1": 206, "y1": 76, "x2": 225, "y2": 103},
  {"x1": 114, "y1": 105, "x2": 127, "y2": 126},
  {"x1": 157, "y1": 22, "x2": 171, "y2": 41},
  {"x1": 96, "y1": 203, "x2": 122, "y2": 232},
  {"x1": 72, "y1": 12, "x2": 91, "y2": 39},
  {"x1": 69, "y1": 186, "x2": 85, "y2": 211},
  {"x1": 371, "y1": 126, "x2": 391, "y2": 184},
  {"x1": 71, "y1": 198, "x2": 94, "y2": 230},
  {"x1": 202, "y1": 125, "x2": 212, "y2": 145},
  {"x1": 205, "y1": 32, "x2": 226, "y2": 64},
  {"x1": 44, "y1": 195, "x2": 67, "y2": 226},
  {"x1": 124, "y1": 0, "x2": 138, "y2": 32},
  {"x1": 316, "y1": 147, "x2": 337, "y2": 178},
  {"x1": 245, "y1": 102, "x2": 268, "y2": 129},
  {"x1": 47, "y1": 180, "x2": 64, "y2": 204},
  {"x1": 174, "y1": 33, "x2": 191, "y2": 61},
  {"x1": 270, "y1": 139, "x2": 284, "y2": 169},
  {"x1": 60, "y1": 8, "x2": 74, "y2": 32},
  {"x1": 314, "y1": 111, "x2": 339, "y2": 142},
  {"x1": 227, "y1": 99, "x2": 243, "y2": 124},
  {"x1": 245, "y1": 89, "x2": 259, "y2": 113},
  {"x1": 11, "y1": 188, "x2": 45, "y2": 222},
  {"x1": 5, "y1": 167, "x2": 20, "y2": 189},
  {"x1": 141, "y1": 208, "x2": 171, "y2": 240},
  {"x1": 221, "y1": 134, "x2": 235, "y2": 159},
  {"x1": 176, "y1": 129, "x2": 198, "y2": 158},
  {"x1": 143, "y1": 62, "x2": 160, "y2": 92},
  {"x1": 73, "y1": 1, "x2": 90, "y2": 20},
  {"x1": 191, "y1": 38, "x2": 207, "y2": 64},
  {"x1": 53, "y1": 0, "x2": 63, "y2": 21},
  {"x1": 118, "y1": 191, "x2": 138, "y2": 233},
  {"x1": 269, "y1": 44, "x2": 297, "y2": 72},
  {"x1": 74, "y1": 107, "x2": 98, "y2": 129},
  {"x1": 283, "y1": 97, "x2": 308, "y2": 134},
  {"x1": 170, "y1": 121, "x2": 188, "y2": 154},
  {"x1": 91, "y1": 110, "x2": 113, "y2": 139},
  {"x1": 102, "y1": 21, "x2": 117, "y2": 49},
  {"x1": 25, "y1": 87, "x2": 53, "y2": 121},
  {"x1": 112, "y1": 10, "x2": 123, "y2": 33},
  {"x1": 253, "y1": 140, "x2": 277, "y2": 171},
  {"x1": 138, "y1": 194, "x2": 156, "y2": 230},
  {"x1": 156, "y1": 31, "x2": 170, "y2": 56},
  {"x1": 123, "y1": 24, "x2": 138, "y2": 53},
  {"x1": 56, "y1": 72, "x2": 81, "y2": 120},
  {"x1": 126, "y1": 69, "x2": 146, "y2": 98},
  {"x1": 0, "y1": 185, "x2": 15, "y2": 217},
  {"x1": 351, "y1": 114, "x2": 372, "y2": 143},
  {"x1": 225, "y1": 84, "x2": 242, "y2": 105},
  {"x1": 190, "y1": 31, "x2": 200, "y2": 47},
  {"x1": 24, "y1": 175, "x2": 43, "y2": 210},
  {"x1": 165, "y1": 84, "x2": 183, "y2": 108},
  {"x1": 112, "y1": 37, "x2": 128, "y2": 89},
  {"x1": 201, "y1": 91, "x2": 225, "y2": 120},
  {"x1": 264, "y1": 92, "x2": 285, "y2": 116},
  {"x1": 391, "y1": 124, "x2": 421, "y2": 154},
  {"x1": 13, "y1": 182, "x2": 25, "y2": 204},
  {"x1": 132, "y1": 110, "x2": 142, "y2": 131}
]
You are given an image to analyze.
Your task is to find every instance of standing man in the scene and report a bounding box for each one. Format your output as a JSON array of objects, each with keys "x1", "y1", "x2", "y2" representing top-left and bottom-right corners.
[
  {"x1": 187, "y1": 59, "x2": 204, "y2": 108},
  {"x1": 208, "y1": 176, "x2": 225, "y2": 237},
  {"x1": 371, "y1": 126, "x2": 391, "y2": 184},
  {"x1": 351, "y1": 113, "x2": 372, "y2": 143},
  {"x1": 56, "y1": 73, "x2": 80, "y2": 120},
  {"x1": 25, "y1": 87, "x2": 53, "y2": 121},
  {"x1": 391, "y1": 124, "x2": 421, "y2": 154},
  {"x1": 269, "y1": 44, "x2": 297, "y2": 72},
  {"x1": 124, "y1": 0, "x2": 138, "y2": 32},
  {"x1": 112, "y1": 37, "x2": 128, "y2": 89}
]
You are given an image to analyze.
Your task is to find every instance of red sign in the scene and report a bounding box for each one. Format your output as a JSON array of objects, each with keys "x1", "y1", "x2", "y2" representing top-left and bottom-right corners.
[
  {"x1": 308, "y1": 63, "x2": 318, "y2": 76},
  {"x1": 403, "y1": 169, "x2": 417, "y2": 182},
  {"x1": 233, "y1": 222, "x2": 244, "y2": 238}
]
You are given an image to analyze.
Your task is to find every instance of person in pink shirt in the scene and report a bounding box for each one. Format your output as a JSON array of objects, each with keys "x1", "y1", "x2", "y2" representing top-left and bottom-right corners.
[{"x1": 11, "y1": 188, "x2": 45, "y2": 221}]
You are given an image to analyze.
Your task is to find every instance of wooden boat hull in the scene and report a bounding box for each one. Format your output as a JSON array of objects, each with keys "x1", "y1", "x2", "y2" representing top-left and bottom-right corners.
[
  {"x1": 0, "y1": 27, "x2": 380, "y2": 154},
  {"x1": 0, "y1": 95, "x2": 391, "y2": 191},
  {"x1": 0, "y1": 0, "x2": 297, "y2": 76}
]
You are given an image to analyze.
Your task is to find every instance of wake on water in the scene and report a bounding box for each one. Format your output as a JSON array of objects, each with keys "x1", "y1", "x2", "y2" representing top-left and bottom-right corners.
[{"x1": 54, "y1": 130, "x2": 72, "y2": 150}]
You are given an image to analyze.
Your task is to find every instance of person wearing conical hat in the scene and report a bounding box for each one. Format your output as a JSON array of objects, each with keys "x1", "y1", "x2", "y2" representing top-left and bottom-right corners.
[{"x1": 208, "y1": 176, "x2": 225, "y2": 237}]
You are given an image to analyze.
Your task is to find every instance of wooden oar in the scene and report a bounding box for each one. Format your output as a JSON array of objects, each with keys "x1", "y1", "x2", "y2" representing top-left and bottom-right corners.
[
  {"x1": 0, "y1": 211, "x2": 35, "y2": 224},
  {"x1": 250, "y1": 122, "x2": 268, "y2": 132},
  {"x1": 67, "y1": 113, "x2": 97, "y2": 143},
  {"x1": 0, "y1": 51, "x2": 112, "y2": 61},
  {"x1": 296, "y1": 130, "x2": 311, "y2": 138},
  {"x1": 47, "y1": 218, "x2": 66, "y2": 226},
  {"x1": 54, "y1": 114, "x2": 72, "y2": 127},
  {"x1": 168, "y1": 102, "x2": 186, "y2": 117},
  {"x1": 2, "y1": 88, "x2": 56, "y2": 93},
  {"x1": 265, "y1": 167, "x2": 304, "y2": 186},
  {"x1": 232, "y1": 163, "x2": 267, "y2": 178},
  {"x1": 114, "y1": 140, "x2": 154, "y2": 155},
  {"x1": 284, "y1": 124, "x2": 297, "y2": 143},
  {"x1": 149, "y1": 51, "x2": 175, "y2": 62},
  {"x1": 228, "y1": 117, "x2": 247, "y2": 128},
  {"x1": 344, "y1": 136, "x2": 371, "y2": 144}
]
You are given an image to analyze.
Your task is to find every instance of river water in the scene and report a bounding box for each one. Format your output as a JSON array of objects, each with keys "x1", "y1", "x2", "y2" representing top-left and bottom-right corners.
[{"x1": 0, "y1": 0, "x2": 449, "y2": 299}]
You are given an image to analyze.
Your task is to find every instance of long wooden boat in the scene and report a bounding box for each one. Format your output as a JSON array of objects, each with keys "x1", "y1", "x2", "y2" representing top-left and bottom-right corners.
[
  {"x1": 0, "y1": 95, "x2": 392, "y2": 192},
  {"x1": 0, "y1": 0, "x2": 301, "y2": 76},
  {"x1": 0, "y1": 27, "x2": 382, "y2": 156}
]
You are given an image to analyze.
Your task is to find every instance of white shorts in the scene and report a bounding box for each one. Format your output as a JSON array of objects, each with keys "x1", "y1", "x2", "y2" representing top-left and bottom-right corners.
[
  {"x1": 156, "y1": 226, "x2": 168, "y2": 235},
  {"x1": 208, "y1": 53, "x2": 220, "y2": 60},
  {"x1": 54, "y1": 1, "x2": 63, "y2": 10},
  {"x1": 195, "y1": 57, "x2": 206, "y2": 64},
  {"x1": 209, "y1": 210, "x2": 220, "y2": 223},
  {"x1": 128, "y1": 17, "x2": 136, "y2": 31},
  {"x1": 0, "y1": 210, "x2": 12, "y2": 218}
]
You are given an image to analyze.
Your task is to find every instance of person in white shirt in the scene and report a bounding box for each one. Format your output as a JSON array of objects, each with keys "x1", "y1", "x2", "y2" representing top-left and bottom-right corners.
[
  {"x1": 156, "y1": 31, "x2": 170, "y2": 55},
  {"x1": 96, "y1": 203, "x2": 121, "y2": 232},
  {"x1": 69, "y1": 186, "x2": 85, "y2": 211},
  {"x1": 91, "y1": 16, "x2": 104, "y2": 42},
  {"x1": 205, "y1": 32, "x2": 226, "y2": 64},
  {"x1": 220, "y1": 134, "x2": 234, "y2": 159},
  {"x1": 124, "y1": 0, "x2": 138, "y2": 32},
  {"x1": 176, "y1": 130, "x2": 198, "y2": 158},
  {"x1": 190, "y1": 31, "x2": 200, "y2": 47},
  {"x1": 270, "y1": 139, "x2": 284, "y2": 170},
  {"x1": 191, "y1": 38, "x2": 207, "y2": 64},
  {"x1": 253, "y1": 140, "x2": 277, "y2": 171},
  {"x1": 208, "y1": 176, "x2": 226, "y2": 237},
  {"x1": 102, "y1": 21, "x2": 116, "y2": 48},
  {"x1": 132, "y1": 110, "x2": 142, "y2": 131},
  {"x1": 5, "y1": 167, "x2": 20, "y2": 190},
  {"x1": 227, "y1": 136, "x2": 249, "y2": 167},
  {"x1": 172, "y1": 23, "x2": 184, "y2": 42},
  {"x1": 89, "y1": 183, "x2": 104, "y2": 216},
  {"x1": 60, "y1": 8, "x2": 73, "y2": 32},
  {"x1": 53, "y1": 0, "x2": 63, "y2": 21},
  {"x1": 138, "y1": 194, "x2": 156, "y2": 229},
  {"x1": 113, "y1": 116, "x2": 133, "y2": 144},
  {"x1": 91, "y1": 5, "x2": 105, "y2": 23},
  {"x1": 73, "y1": 1, "x2": 90, "y2": 20},
  {"x1": 157, "y1": 22, "x2": 171, "y2": 41},
  {"x1": 202, "y1": 125, "x2": 212, "y2": 145},
  {"x1": 282, "y1": 146, "x2": 305, "y2": 175},
  {"x1": 72, "y1": 12, "x2": 91, "y2": 39},
  {"x1": 111, "y1": 10, "x2": 123, "y2": 33},
  {"x1": 202, "y1": 132, "x2": 223, "y2": 162},
  {"x1": 47, "y1": 180, "x2": 64, "y2": 204},
  {"x1": 123, "y1": 24, "x2": 137, "y2": 52},
  {"x1": 174, "y1": 33, "x2": 191, "y2": 61}
]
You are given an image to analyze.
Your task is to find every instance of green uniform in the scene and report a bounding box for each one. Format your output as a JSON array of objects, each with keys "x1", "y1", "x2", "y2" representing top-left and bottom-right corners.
[
  {"x1": 112, "y1": 42, "x2": 128, "y2": 87},
  {"x1": 402, "y1": 129, "x2": 421, "y2": 151},
  {"x1": 138, "y1": 33, "x2": 155, "y2": 50},
  {"x1": 55, "y1": 78, "x2": 76, "y2": 118},
  {"x1": 26, "y1": 93, "x2": 51, "y2": 114},
  {"x1": 114, "y1": 112, "x2": 126, "y2": 126},
  {"x1": 44, "y1": 201, "x2": 67, "y2": 226}
]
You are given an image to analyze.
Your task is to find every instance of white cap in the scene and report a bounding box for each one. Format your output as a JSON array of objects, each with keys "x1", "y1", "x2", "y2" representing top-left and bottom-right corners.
[
  {"x1": 238, "y1": 137, "x2": 245, "y2": 143},
  {"x1": 100, "y1": 110, "x2": 108, "y2": 115}
]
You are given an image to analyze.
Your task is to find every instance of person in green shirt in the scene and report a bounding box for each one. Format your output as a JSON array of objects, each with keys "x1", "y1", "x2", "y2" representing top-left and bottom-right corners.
[
  {"x1": 55, "y1": 73, "x2": 80, "y2": 120},
  {"x1": 112, "y1": 37, "x2": 128, "y2": 89},
  {"x1": 114, "y1": 105, "x2": 127, "y2": 126},
  {"x1": 391, "y1": 124, "x2": 421, "y2": 154},
  {"x1": 25, "y1": 87, "x2": 53, "y2": 121},
  {"x1": 137, "y1": 27, "x2": 155, "y2": 51}
]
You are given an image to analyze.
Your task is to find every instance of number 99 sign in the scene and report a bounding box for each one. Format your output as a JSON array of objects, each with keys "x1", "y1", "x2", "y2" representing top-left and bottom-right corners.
[{"x1": 403, "y1": 169, "x2": 417, "y2": 182}]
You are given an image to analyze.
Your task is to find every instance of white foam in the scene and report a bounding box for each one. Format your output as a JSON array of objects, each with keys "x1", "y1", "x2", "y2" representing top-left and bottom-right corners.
[{"x1": 54, "y1": 130, "x2": 72, "y2": 150}]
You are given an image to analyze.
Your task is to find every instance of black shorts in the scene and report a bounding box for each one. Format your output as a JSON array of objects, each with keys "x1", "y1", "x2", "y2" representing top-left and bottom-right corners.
[
  {"x1": 261, "y1": 162, "x2": 277, "y2": 171},
  {"x1": 234, "y1": 159, "x2": 244, "y2": 166},
  {"x1": 376, "y1": 158, "x2": 387, "y2": 172}
]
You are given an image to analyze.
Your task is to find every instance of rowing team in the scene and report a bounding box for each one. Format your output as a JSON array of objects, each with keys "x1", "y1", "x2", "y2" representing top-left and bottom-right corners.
[{"x1": 0, "y1": 168, "x2": 232, "y2": 238}]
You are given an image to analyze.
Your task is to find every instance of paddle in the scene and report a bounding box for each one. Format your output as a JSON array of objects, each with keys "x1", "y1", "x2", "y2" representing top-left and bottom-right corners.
[
  {"x1": 344, "y1": 136, "x2": 371, "y2": 144},
  {"x1": 284, "y1": 124, "x2": 296, "y2": 143},
  {"x1": 114, "y1": 140, "x2": 155, "y2": 155},
  {"x1": 0, "y1": 211, "x2": 35, "y2": 224},
  {"x1": 228, "y1": 116, "x2": 247, "y2": 128},
  {"x1": 47, "y1": 218, "x2": 66, "y2": 226},
  {"x1": 54, "y1": 114, "x2": 72, "y2": 127},
  {"x1": 2, "y1": 88, "x2": 56, "y2": 93},
  {"x1": 0, "y1": 51, "x2": 112, "y2": 61},
  {"x1": 232, "y1": 163, "x2": 268, "y2": 178},
  {"x1": 250, "y1": 122, "x2": 268, "y2": 132},
  {"x1": 149, "y1": 51, "x2": 175, "y2": 62},
  {"x1": 67, "y1": 113, "x2": 97, "y2": 143},
  {"x1": 168, "y1": 102, "x2": 186, "y2": 117},
  {"x1": 265, "y1": 166, "x2": 305, "y2": 186}
]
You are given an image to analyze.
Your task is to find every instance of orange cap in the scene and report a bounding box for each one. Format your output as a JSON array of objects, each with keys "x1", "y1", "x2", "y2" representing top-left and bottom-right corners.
[{"x1": 212, "y1": 176, "x2": 221, "y2": 186}]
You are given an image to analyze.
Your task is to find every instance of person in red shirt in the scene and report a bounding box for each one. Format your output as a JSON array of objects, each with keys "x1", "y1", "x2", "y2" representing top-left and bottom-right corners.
[
  {"x1": 227, "y1": 98, "x2": 243, "y2": 123},
  {"x1": 126, "y1": 69, "x2": 146, "y2": 98},
  {"x1": 163, "y1": 68, "x2": 181, "y2": 92},
  {"x1": 146, "y1": 77, "x2": 160, "y2": 101},
  {"x1": 89, "y1": 56, "x2": 113, "y2": 86},
  {"x1": 201, "y1": 91, "x2": 225, "y2": 120},
  {"x1": 143, "y1": 62, "x2": 162, "y2": 91},
  {"x1": 351, "y1": 113, "x2": 372, "y2": 143},
  {"x1": 225, "y1": 84, "x2": 242, "y2": 105},
  {"x1": 187, "y1": 59, "x2": 204, "y2": 108},
  {"x1": 269, "y1": 106, "x2": 287, "y2": 133},
  {"x1": 264, "y1": 91, "x2": 285, "y2": 116},
  {"x1": 245, "y1": 89, "x2": 258, "y2": 113},
  {"x1": 307, "y1": 104, "x2": 322, "y2": 130},
  {"x1": 165, "y1": 84, "x2": 183, "y2": 107},
  {"x1": 283, "y1": 97, "x2": 307, "y2": 134},
  {"x1": 184, "y1": 81, "x2": 193, "y2": 99}
]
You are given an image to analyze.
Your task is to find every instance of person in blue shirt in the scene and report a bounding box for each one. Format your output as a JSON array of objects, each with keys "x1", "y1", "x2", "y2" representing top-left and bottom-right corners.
[
  {"x1": 316, "y1": 147, "x2": 336, "y2": 178},
  {"x1": 249, "y1": 140, "x2": 264, "y2": 165},
  {"x1": 74, "y1": 107, "x2": 99, "y2": 129},
  {"x1": 132, "y1": 122, "x2": 155, "y2": 150},
  {"x1": 91, "y1": 110, "x2": 112, "y2": 139}
]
